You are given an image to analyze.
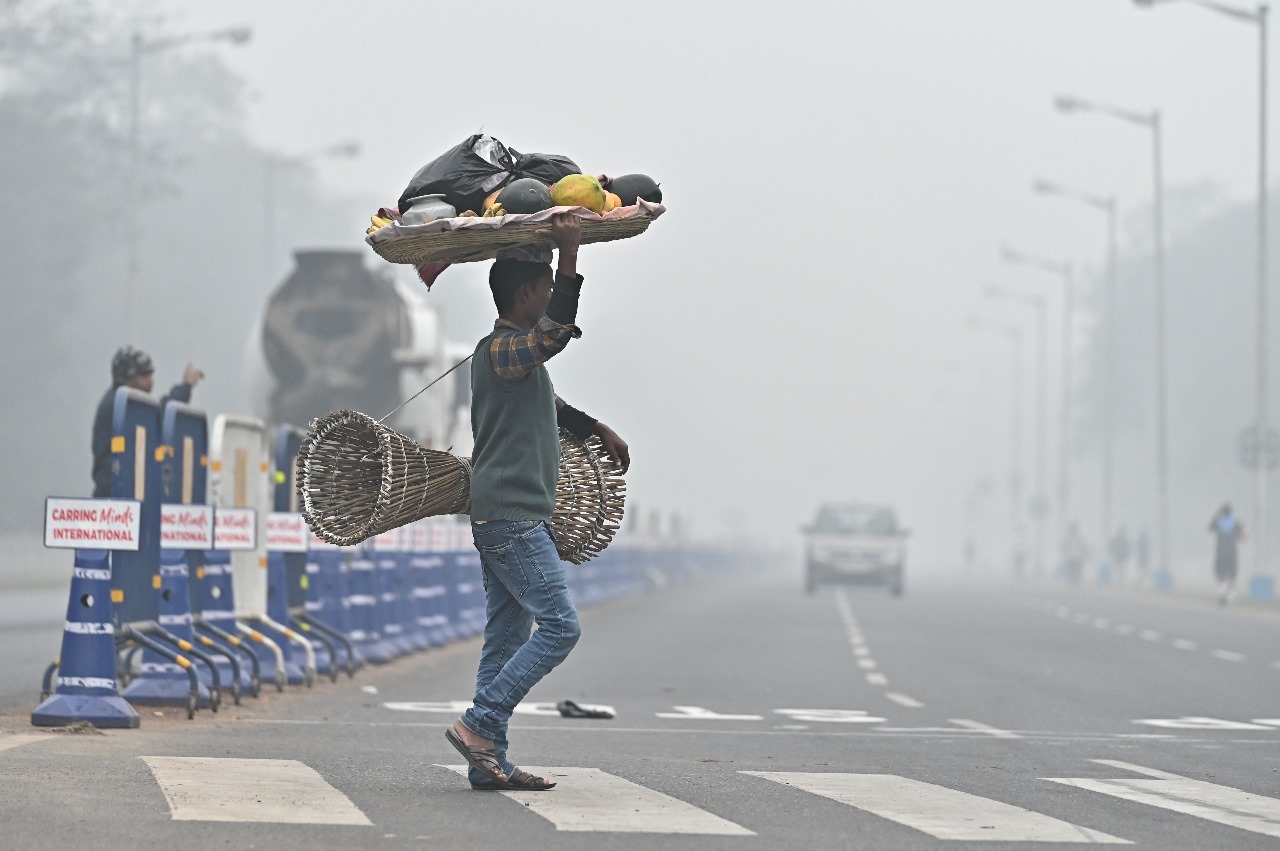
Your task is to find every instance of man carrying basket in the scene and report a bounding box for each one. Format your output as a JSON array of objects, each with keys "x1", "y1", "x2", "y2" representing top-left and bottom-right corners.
[{"x1": 445, "y1": 213, "x2": 629, "y2": 791}]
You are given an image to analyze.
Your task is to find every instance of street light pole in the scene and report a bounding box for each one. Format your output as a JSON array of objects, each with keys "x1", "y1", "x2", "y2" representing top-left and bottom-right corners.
[
  {"x1": 1053, "y1": 95, "x2": 1172, "y2": 588},
  {"x1": 1133, "y1": 0, "x2": 1274, "y2": 596},
  {"x1": 1002, "y1": 247, "x2": 1075, "y2": 554},
  {"x1": 1032, "y1": 180, "x2": 1119, "y2": 550},
  {"x1": 985, "y1": 285, "x2": 1050, "y2": 576}
]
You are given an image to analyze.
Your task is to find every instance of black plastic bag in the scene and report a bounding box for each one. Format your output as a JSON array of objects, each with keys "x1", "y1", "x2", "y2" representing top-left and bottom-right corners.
[
  {"x1": 397, "y1": 134, "x2": 515, "y2": 216},
  {"x1": 397, "y1": 135, "x2": 581, "y2": 216}
]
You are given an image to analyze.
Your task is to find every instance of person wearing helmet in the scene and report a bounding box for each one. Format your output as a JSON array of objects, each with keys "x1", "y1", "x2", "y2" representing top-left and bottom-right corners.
[{"x1": 91, "y1": 346, "x2": 204, "y2": 497}]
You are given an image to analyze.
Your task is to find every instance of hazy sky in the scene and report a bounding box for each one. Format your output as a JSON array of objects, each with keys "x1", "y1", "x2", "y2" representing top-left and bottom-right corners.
[{"x1": 146, "y1": 0, "x2": 1271, "y2": 562}]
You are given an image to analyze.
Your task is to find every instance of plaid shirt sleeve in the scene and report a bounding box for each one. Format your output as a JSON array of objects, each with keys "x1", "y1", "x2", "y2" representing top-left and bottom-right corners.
[{"x1": 489, "y1": 315, "x2": 582, "y2": 382}]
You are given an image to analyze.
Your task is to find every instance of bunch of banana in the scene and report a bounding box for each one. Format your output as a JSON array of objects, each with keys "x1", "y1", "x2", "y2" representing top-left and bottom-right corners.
[
  {"x1": 482, "y1": 202, "x2": 505, "y2": 218},
  {"x1": 366, "y1": 214, "x2": 393, "y2": 235}
]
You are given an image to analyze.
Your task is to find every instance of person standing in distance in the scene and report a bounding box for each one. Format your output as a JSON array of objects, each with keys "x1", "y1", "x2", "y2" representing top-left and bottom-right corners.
[
  {"x1": 1209, "y1": 503, "x2": 1245, "y2": 606},
  {"x1": 445, "y1": 214, "x2": 629, "y2": 791},
  {"x1": 91, "y1": 346, "x2": 204, "y2": 497}
]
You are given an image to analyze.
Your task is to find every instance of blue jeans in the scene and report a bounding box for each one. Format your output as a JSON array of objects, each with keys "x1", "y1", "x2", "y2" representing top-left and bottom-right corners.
[{"x1": 461, "y1": 520, "x2": 581, "y2": 782}]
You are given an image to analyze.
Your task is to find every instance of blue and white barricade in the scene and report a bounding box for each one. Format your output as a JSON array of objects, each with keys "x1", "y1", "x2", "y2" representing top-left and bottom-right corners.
[
  {"x1": 451, "y1": 521, "x2": 486, "y2": 637},
  {"x1": 31, "y1": 544, "x2": 141, "y2": 729},
  {"x1": 409, "y1": 521, "x2": 450, "y2": 647},
  {"x1": 371, "y1": 529, "x2": 415, "y2": 655},
  {"x1": 345, "y1": 546, "x2": 398, "y2": 664}
]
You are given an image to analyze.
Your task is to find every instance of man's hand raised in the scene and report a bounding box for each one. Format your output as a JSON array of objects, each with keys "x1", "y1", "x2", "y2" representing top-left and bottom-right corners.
[{"x1": 548, "y1": 212, "x2": 582, "y2": 254}]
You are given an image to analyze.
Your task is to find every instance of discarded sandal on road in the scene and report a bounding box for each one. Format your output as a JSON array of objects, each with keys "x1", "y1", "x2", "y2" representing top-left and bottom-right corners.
[
  {"x1": 556, "y1": 699, "x2": 615, "y2": 719},
  {"x1": 444, "y1": 726, "x2": 514, "y2": 790}
]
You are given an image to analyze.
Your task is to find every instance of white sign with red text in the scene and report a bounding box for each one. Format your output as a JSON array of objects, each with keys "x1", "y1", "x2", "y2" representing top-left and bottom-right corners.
[
  {"x1": 411, "y1": 522, "x2": 430, "y2": 553},
  {"x1": 214, "y1": 508, "x2": 258, "y2": 551},
  {"x1": 160, "y1": 504, "x2": 214, "y2": 549},
  {"x1": 267, "y1": 513, "x2": 308, "y2": 553},
  {"x1": 44, "y1": 498, "x2": 141, "y2": 551},
  {"x1": 429, "y1": 523, "x2": 451, "y2": 552}
]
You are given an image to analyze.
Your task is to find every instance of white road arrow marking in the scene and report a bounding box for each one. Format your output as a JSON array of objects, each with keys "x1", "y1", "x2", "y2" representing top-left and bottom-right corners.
[
  {"x1": 1046, "y1": 760, "x2": 1280, "y2": 840},
  {"x1": 1134, "y1": 717, "x2": 1272, "y2": 730},
  {"x1": 775, "y1": 709, "x2": 887, "y2": 724},
  {"x1": 437, "y1": 765, "x2": 754, "y2": 835},
  {"x1": 743, "y1": 772, "x2": 1129, "y2": 843}
]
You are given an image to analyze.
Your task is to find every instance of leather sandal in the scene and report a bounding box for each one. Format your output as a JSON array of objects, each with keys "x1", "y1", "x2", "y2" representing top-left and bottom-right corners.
[{"x1": 444, "y1": 726, "x2": 514, "y2": 790}]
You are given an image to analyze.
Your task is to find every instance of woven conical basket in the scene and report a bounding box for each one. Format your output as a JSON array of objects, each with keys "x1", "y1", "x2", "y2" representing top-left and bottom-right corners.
[{"x1": 296, "y1": 410, "x2": 625, "y2": 563}]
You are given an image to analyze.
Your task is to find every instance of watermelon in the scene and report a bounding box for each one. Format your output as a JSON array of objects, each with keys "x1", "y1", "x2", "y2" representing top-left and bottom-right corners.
[
  {"x1": 497, "y1": 178, "x2": 554, "y2": 214},
  {"x1": 608, "y1": 173, "x2": 662, "y2": 206}
]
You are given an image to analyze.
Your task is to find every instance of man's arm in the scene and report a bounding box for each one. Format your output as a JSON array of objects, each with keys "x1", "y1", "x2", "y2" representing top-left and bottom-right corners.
[{"x1": 554, "y1": 395, "x2": 630, "y2": 472}]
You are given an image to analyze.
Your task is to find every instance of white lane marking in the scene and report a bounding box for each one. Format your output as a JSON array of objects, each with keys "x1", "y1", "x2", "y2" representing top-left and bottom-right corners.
[
  {"x1": 0, "y1": 735, "x2": 52, "y2": 754},
  {"x1": 1253, "y1": 719, "x2": 1280, "y2": 727},
  {"x1": 775, "y1": 709, "x2": 886, "y2": 724},
  {"x1": 866, "y1": 673, "x2": 889, "y2": 686},
  {"x1": 438, "y1": 765, "x2": 754, "y2": 835},
  {"x1": 950, "y1": 719, "x2": 1022, "y2": 739},
  {"x1": 743, "y1": 772, "x2": 1129, "y2": 843},
  {"x1": 140, "y1": 756, "x2": 372, "y2": 825},
  {"x1": 1047, "y1": 760, "x2": 1280, "y2": 840},
  {"x1": 1213, "y1": 650, "x2": 1245, "y2": 662},
  {"x1": 854, "y1": 646, "x2": 872, "y2": 657},
  {"x1": 1134, "y1": 717, "x2": 1272, "y2": 730},
  {"x1": 655, "y1": 706, "x2": 763, "y2": 721},
  {"x1": 1141, "y1": 630, "x2": 1162, "y2": 642},
  {"x1": 1172, "y1": 638, "x2": 1198, "y2": 651},
  {"x1": 885, "y1": 692, "x2": 924, "y2": 708},
  {"x1": 1073, "y1": 613, "x2": 1091, "y2": 625},
  {"x1": 1114, "y1": 624, "x2": 1134, "y2": 635},
  {"x1": 858, "y1": 659, "x2": 878, "y2": 670},
  {"x1": 1092, "y1": 618, "x2": 1111, "y2": 630}
]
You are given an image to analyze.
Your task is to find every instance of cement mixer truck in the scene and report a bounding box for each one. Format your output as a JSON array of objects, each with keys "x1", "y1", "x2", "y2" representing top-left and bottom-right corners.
[{"x1": 246, "y1": 249, "x2": 470, "y2": 453}]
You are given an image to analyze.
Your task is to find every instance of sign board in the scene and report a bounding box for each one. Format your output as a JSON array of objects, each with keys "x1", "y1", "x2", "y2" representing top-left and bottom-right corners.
[
  {"x1": 160, "y1": 504, "x2": 215, "y2": 549},
  {"x1": 214, "y1": 507, "x2": 258, "y2": 551},
  {"x1": 371, "y1": 528, "x2": 404, "y2": 552},
  {"x1": 44, "y1": 497, "x2": 141, "y2": 551},
  {"x1": 266, "y1": 512, "x2": 308, "y2": 553}
]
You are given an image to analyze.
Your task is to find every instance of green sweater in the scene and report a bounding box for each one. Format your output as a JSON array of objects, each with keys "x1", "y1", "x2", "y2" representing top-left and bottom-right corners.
[{"x1": 468, "y1": 329, "x2": 560, "y2": 521}]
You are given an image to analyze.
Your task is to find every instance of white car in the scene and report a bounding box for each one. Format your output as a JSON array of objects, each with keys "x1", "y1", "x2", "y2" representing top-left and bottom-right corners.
[{"x1": 802, "y1": 503, "x2": 907, "y2": 596}]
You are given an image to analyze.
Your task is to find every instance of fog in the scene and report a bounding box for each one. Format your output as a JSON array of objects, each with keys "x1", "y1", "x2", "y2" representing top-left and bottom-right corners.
[{"x1": 5, "y1": 0, "x2": 1279, "y2": 579}]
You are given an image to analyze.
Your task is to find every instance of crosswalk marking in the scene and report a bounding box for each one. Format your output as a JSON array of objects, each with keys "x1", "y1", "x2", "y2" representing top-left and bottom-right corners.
[
  {"x1": 743, "y1": 772, "x2": 1129, "y2": 843},
  {"x1": 141, "y1": 756, "x2": 372, "y2": 825},
  {"x1": 0, "y1": 734, "x2": 50, "y2": 754},
  {"x1": 437, "y1": 765, "x2": 754, "y2": 835},
  {"x1": 1046, "y1": 759, "x2": 1280, "y2": 840}
]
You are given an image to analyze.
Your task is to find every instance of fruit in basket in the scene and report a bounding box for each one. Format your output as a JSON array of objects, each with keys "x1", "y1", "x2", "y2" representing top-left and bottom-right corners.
[
  {"x1": 602, "y1": 191, "x2": 622, "y2": 213},
  {"x1": 609, "y1": 173, "x2": 662, "y2": 206},
  {"x1": 366, "y1": 214, "x2": 393, "y2": 234},
  {"x1": 550, "y1": 174, "x2": 607, "y2": 214},
  {"x1": 497, "y1": 178, "x2": 554, "y2": 214},
  {"x1": 482, "y1": 189, "x2": 502, "y2": 214},
  {"x1": 482, "y1": 203, "x2": 506, "y2": 218}
]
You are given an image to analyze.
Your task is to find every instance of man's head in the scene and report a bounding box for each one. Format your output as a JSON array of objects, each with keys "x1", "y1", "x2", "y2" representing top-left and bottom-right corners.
[
  {"x1": 111, "y1": 345, "x2": 155, "y2": 392},
  {"x1": 489, "y1": 259, "x2": 553, "y2": 328}
]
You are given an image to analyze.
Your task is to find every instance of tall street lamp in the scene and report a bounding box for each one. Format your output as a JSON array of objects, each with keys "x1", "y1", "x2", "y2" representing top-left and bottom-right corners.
[
  {"x1": 1032, "y1": 179, "x2": 1119, "y2": 552},
  {"x1": 1134, "y1": 0, "x2": 1272, "y2": 596},
  {"x1": 128, "y1": 26, "x2": 252, "y2": 338},
  {"x1": 968, "y1": 316, "x2": 1027, "y2": 571},
  {"x1": 1054, "y1": 93, "x2": 1171, "y2": 590},
  {"x1": 986, "y1": 284, "x2": 1050, "y2": 576},
  {"x1": 1002, "y1": 245, "x2": 1075, "y2": 550},
  {"x1": 263, "y1": 141, "x2": 362, "y2": 284}
]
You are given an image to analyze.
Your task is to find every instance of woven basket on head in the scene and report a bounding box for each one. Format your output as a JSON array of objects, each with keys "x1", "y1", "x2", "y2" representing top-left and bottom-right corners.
[
  {"x1": 296, "y1": 410, "x2": 626, "y2": 563},
  {"x1": 368, "y1": 205, "x2": 661, "y2": 266}
]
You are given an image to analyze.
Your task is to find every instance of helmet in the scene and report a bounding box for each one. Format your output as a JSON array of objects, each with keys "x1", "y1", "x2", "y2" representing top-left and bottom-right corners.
[{"x1": 111, "y1": 346, "x2": 154, "y2": 384}]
